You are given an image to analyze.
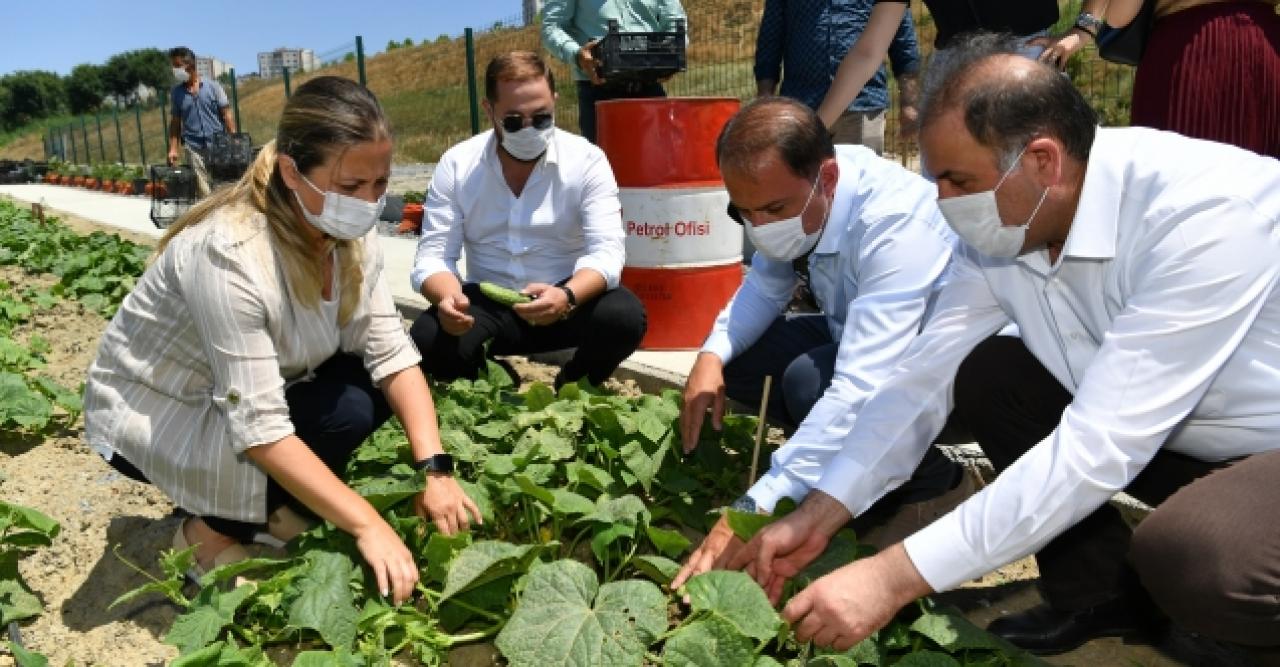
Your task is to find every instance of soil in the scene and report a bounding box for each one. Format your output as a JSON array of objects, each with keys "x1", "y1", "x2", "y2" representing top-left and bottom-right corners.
[{"x1": 0, "y1": 213, "x2": 1240, "y2": 666}]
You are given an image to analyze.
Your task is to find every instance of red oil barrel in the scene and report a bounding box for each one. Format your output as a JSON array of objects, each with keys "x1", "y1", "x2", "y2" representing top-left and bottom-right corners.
[{"x1": 597, "y1": 98, "x2": 743, "y2": 350}]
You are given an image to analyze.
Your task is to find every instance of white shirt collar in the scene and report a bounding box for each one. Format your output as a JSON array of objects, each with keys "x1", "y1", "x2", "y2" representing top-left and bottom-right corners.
[{"x1": 1060, "y1": 127, "x2": 1125, "y2": 261}]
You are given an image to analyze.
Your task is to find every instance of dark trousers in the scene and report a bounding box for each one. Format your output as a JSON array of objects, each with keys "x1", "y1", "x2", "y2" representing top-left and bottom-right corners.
[
  {"x1": 576, "y1": 79, "x2": 666, "y2": 144},
  {"x1": 109, "y1": 353, "x2": 391, "y2": 542},
  {"x1": 724, "y1": 314, "x2": 961, "y2": 507},
  {"x1": 953, "y1": 335, "x2": 1280, "y2": 647},
  {"x1": 410, "y1": 283, "x2": 646, "y2": 388}
]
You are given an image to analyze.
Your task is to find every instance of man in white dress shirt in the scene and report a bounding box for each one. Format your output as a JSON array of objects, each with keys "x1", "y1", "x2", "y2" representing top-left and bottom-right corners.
[
  {"x1": 409, "y1": 51, "x2": 646, "y2": 388},
  {"x1": 729, "y1": 33, "x2": 1280, "y2": 659},
  {"x1": 672, "y1": 96, "x2": 974, "y2": 588}
]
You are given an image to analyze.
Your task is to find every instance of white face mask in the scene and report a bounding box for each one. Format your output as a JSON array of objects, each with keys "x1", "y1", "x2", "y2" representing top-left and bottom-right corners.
[
  {"x1": 291, "y1": 167, "x2": 385, "y2": 241},
  {"x1": 744, "y1": 176, "x2": 825, "y2": 262},
  {"x1": 935, "y1": 145, "x2": 1048, "y2": 258},
  {"x1": 173, "y1": 67, "x2": 190, "y2": 84},
  {"x1": 501, "y1": 125, "x2": 553, "y2": 161}
]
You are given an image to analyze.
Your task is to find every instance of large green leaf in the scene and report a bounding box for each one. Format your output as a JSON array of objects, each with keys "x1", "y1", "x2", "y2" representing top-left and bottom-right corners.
[
  {"x1": 644, "y1": 524, "x2": 691, "y2": 559},
  {"x1": 350, "y1": 465, "x2": 420, "y2": 511},
  {"x1": 681, "y1": 570, "x2": 781, "y2": 641},
  {"x1": 0, "y1": 578, "x2": 43, "y2": 624},
  {"x1": 549, "y1": 488, "x2": 595, "y2": 517},
  {"x1": 165, "y1": 584, "x2": 255, "y2": 655},
  {"x1": 631, "y1": 554, "x2": 681, "y2": 585},
  {"x1": 796, "y1": 529, "x2": 873, "y2": 586},
  {"x1": 424, "y1": 531, "x2": 472, "y2": 584},
  {"x1": 662, "y1": 616, "x2": 755, "y2": 667},
  {"x1": 893, "y1": 652, "x2": 962, "y2": 667},
  {"x1": 909, "y1": 604, "x2": 1006, "y2": 653},
  {"x1": 0, "y1": 372, "x2": 51, "y2": 430},
  {"x1": 439, "y1": 540, "x2": 542, "y2": 601},
  {"x1": 288, "y1": 550, "x2": 359, "y2": 651},
  {"x1": 495, "y1": 560, "x2": 666, "y2": 667}
]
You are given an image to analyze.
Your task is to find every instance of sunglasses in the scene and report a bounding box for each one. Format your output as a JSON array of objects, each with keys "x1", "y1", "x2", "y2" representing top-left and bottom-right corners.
[{"x1": 500, "y1": 112, "x2": 554, "y2": 134}]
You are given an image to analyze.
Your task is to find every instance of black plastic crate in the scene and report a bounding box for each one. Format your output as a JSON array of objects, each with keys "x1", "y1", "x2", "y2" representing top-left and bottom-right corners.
[
  {"x1": 149, "y1": 165, "x2": 199, "y2": 229},
  {"x1": 591, "y1": 19, "x2": 686, "y2": 82},
  {"x1": 206, "y1": 132, "x2": 253, "y2": 182}
]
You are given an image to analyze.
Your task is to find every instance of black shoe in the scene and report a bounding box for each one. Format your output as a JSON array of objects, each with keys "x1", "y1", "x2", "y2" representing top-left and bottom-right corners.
[{"x1": 987, "y1": 596, "x2": 1166, "y2": 655}]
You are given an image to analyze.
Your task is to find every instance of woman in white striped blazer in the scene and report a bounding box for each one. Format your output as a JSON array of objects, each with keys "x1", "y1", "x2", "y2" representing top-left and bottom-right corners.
[{"x1": 84, "y1": 77, "x2": 479, "y2": 605}]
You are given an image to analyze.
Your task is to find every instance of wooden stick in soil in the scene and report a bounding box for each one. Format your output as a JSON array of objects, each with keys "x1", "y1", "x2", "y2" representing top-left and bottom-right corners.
[{"x1": 749, "y1": 375, "x2": 773, "y2": 485}]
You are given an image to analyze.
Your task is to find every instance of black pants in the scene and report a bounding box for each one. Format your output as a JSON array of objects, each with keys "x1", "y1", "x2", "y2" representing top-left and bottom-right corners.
[
  {"x1": 109, "y1": 353, "x2": 391, "y2": 542},
  {"x1": 410, "y1": 283, "x2": 646, "y2": 388},
  {"x1": 951, "y1": 336, "x2": 1236, "y2": 610},
  {"x1": 576, "y1": 79, "x2": 666, "y2": 144},
  {"x1": 723, "y1": 314, "x2": 962, "y2": 508}
]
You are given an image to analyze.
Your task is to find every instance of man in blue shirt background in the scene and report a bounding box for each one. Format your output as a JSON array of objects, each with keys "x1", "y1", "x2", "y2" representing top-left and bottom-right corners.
[
  {"x1": 168, "y1": 46, "x2": 236, "y2": 196},
  {"x1": 755, "y1": 0, "x2": 921, "y2": 155}
]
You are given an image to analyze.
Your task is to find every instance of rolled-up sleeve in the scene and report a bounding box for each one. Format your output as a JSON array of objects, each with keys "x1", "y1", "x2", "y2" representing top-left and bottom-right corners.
[
  {"x1": 411, "y1": 155, "x2": 465, "y2": 293},
  {"x1": 345, "y1": 233, "x2": 422, "y2": 385},
  {"x1": 541, "y1": 0, "x2": 582, "y2": 67},
  {"x1": 179, "y1": 234, "x2": 294, "y2": 452},
  {"x1": 701, "y1": 253, "x2": 794, "y2": 363},
  {"x1": 573, "y1": 146, "x2": 625, "y2": 288}
]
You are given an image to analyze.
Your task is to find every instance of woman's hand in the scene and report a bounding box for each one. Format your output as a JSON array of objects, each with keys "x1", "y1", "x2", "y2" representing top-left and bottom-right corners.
[
  {"x1": 353, "y1": 519, "x2": 419, "y2": 605},
  {"x1": 1030, "y1": 29, "x2": 1090, "y2": 70},
  {"x1": 415, "y1": 473, "x2": 484, "y2": 535}
]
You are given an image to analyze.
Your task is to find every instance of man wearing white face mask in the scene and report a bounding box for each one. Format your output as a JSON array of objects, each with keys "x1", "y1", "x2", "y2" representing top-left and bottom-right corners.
[
  {"x1": 167, "y1": 46, "x2": 235, "y2": 197},
  {"x1": 409, "y1": 51, "x2": 645, "y2": 389},
  {"x1": 672, "y1": 97, "x2": 974, "y2": 589},
  {"x1": 729, "y1": 33, "x2": 1280, "y2": 660}
]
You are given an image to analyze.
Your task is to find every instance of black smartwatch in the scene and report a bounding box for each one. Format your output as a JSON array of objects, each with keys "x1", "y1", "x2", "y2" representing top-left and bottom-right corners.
[{"x1": 414, "y1": 453, "x2": 455, "y2": 474}]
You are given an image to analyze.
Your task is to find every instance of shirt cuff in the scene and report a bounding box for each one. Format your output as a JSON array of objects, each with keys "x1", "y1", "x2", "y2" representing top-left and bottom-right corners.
[
  {"x1": 699, "y1": 332, "x2": 734, "y2": 363},
  {"x1": 746, "y1": 468, "x2": 811, "y2": 513},
  {"x1": 902, "y1": 511, "x2": 988, "y2": 593},
  {"x1": 813, "y1": 454, "x2": 895, "y2": 518},
  {"x1": 573, "y1": 258, "x2": 619, "y2": 290},
  {"x1": 409, "y1": 257, "x2": 455, "y2": 293}
]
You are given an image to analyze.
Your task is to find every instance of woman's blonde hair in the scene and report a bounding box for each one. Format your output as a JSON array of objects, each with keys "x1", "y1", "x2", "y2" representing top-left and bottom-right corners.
[{"x1": 156, "y1": 76, "x2": 392, "y2": 325}]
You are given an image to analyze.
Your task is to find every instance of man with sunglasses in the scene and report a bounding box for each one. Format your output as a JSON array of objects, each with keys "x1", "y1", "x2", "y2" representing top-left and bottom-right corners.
[
  {"x1": 409, "y1": 51, "x2": 646, "y2": 389},
  {"x1": 672, "y1": 96, "x2": 975, "y2": 589}
]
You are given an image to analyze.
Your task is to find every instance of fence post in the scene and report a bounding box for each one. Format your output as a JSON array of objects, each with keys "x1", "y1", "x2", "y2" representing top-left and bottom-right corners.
[
  {"x1": 70, "y1": 124, "x2": 79, "y2": 164},
  {"x1": 95, "y1": 112, "x2": 107, "y2": 162},
  {"x1": 283, "y1": 66, "x2": 292, "y2": 98},
  {"x1": 229, "y1": 67, "x2": 242, "y2": 132},
  {"x1": 113, "y1": 108, "x2": 125, "y2": 163},
  {"x1": 80, "y1": 116, "x2": 91, "y2": 163},
  {"x1": 465, "y1": 28, "x2": 480, "y2": 136},
  {"x1": 356, "y1": 35, "x2": 367, "y2": 86},
  {"x1": 134, "y1": 103, "x2": 147, "y2": 166},
  {"x1": 158, "y1": 93, "x2": 169, "y2": 162}
]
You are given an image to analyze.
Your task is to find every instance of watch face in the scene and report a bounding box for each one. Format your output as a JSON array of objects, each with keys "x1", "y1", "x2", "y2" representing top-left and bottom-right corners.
[{"x1": 419, "y1": 454, "x2": 455, "y2": 473}]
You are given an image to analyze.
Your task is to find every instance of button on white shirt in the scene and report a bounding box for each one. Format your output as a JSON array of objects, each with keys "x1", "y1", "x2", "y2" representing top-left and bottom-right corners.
[
  {"x1": 410, "y1": 129, "x2": 625, "y2": 292},
  {"x1": 809, "y1": 127, "x2": 1280, "y2": 593},
  {"x1": 700, "y1": 145, "x2": 955, "y2": 511}
]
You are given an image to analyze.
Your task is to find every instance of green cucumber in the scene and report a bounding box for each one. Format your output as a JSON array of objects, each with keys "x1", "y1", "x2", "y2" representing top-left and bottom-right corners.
[{"x1": 479, "y1": 281, "x2": 533, "y2": 307}]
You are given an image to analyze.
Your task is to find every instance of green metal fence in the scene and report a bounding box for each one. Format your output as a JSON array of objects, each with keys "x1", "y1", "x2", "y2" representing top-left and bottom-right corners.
[{"x1": 38, "y1": 1, "x2": 1134, "y2": 170}]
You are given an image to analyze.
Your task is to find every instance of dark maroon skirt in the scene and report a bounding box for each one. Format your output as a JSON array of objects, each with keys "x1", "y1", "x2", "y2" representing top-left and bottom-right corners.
[{"x1": 1131, "y1": 1, "x2": 1280, "y2": 158}]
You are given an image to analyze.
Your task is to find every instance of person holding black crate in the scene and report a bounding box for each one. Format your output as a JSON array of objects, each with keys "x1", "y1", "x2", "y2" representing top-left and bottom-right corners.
[{"x1": 541, "y1": 0, "x2": 687, "y2": 143}]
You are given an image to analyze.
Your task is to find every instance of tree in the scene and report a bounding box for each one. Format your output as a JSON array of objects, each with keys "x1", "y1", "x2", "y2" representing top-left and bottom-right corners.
[
  {"x1": 0, "y1": 70, "x2": 65, "y2": 131},
  {"x1": 403, "y1": 37, "x2": 414, "y2": 47},
  {"x1": 435, "y1": 34, "x2": 452, "y2": 45},
  {"x1": 343, "y1": 51, "x2": 356, "y2": 62},
  {"x1": 386, "y1": 40, "x2": 400, "y2": 52},
  {"x1": 66, "y1": 63, "x2": 106, "y2": 114},
  {"x1": 102, "y1": 48, "x2": 169, "y2": 103}
]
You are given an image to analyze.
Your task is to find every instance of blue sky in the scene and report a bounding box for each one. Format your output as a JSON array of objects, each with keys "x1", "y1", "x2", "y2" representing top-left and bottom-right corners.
[{"x1": 0, "y1": 2, "x2": 523, "y2": 77}]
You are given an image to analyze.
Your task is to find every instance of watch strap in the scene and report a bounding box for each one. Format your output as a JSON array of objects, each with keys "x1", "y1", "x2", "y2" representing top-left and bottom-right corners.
[{"x1": 414, "y1": 453, "x2": 455, "y2": 474}]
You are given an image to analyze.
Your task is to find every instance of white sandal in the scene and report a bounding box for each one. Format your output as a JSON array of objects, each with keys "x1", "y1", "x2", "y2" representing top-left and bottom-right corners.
[{"x1": 172, "y1": 517, "x2": 251, "y2": 584}]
